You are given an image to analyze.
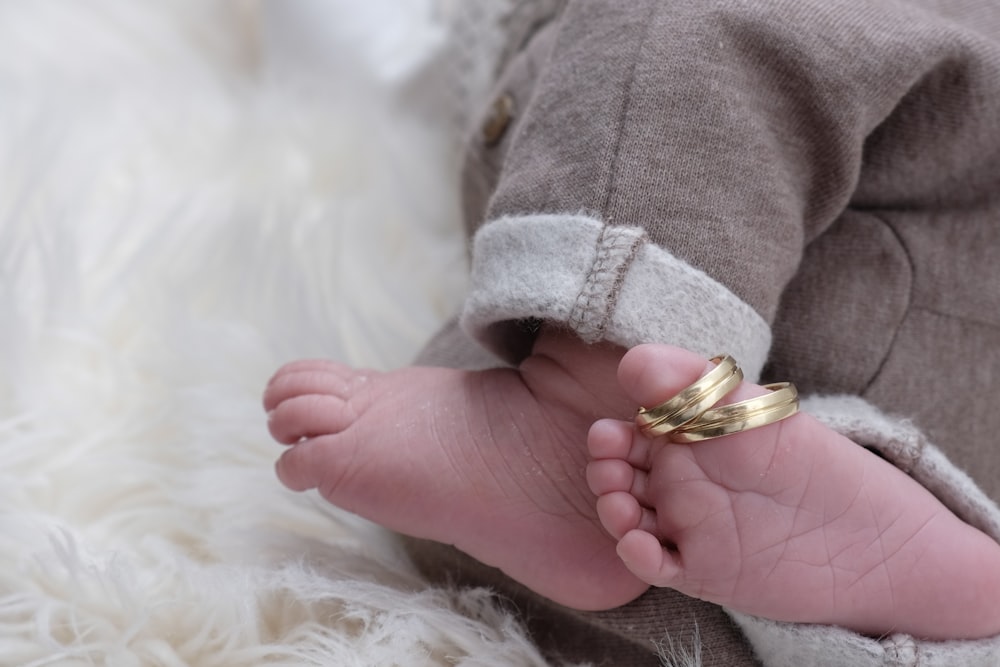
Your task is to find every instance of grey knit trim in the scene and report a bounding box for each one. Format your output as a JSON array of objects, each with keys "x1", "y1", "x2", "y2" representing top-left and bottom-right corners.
[
  {"x1": 568, "y1": 224, "x2": 646, "y2": 342},
  {"x1": 461, "y1": 213, "x2": 772, "y2": 379},
  {"x1": 730, "y1": 609, "x2": 1000, "y2": 666}
]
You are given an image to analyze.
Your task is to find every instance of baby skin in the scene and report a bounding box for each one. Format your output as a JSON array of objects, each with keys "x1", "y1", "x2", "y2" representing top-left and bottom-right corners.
[
  {"x1": 589, "y1": 344, "x2": 1000, "y2": 640},
  {"x1": 265, "y1": 331, "x2": 1000, "y2": 639},
  {"x1": 264, "y1": 328, "x2": 650, "y2": 610}
]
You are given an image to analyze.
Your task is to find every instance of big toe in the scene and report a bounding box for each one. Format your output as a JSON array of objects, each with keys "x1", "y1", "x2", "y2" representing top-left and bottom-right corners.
[
  {"x1": 263, "y1": 359, "x2": 365, "y2": 411},
  {"x1": 268, "y1": 393, "x2": 356, "y2": 444},
  {"x1": 617, "y1": 345, "x2": 718, "y2": 409}
]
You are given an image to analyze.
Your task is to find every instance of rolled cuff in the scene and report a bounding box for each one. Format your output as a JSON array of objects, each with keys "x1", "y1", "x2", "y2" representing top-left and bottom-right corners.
[
  {"x1": 728, "y1": 394, "x2": 1000, "y2": 667},
  {"x1": 460, "y1": 213, "x2": 772, "y2": 380},
  {"x1": 730, "y1": 613, "x2": 1000, "y2": 667}
]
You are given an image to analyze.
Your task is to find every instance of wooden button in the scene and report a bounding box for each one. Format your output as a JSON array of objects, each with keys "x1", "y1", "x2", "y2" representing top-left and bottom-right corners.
[{"x1": 481, "y1": 93, "x2": 514, "y2": 146}]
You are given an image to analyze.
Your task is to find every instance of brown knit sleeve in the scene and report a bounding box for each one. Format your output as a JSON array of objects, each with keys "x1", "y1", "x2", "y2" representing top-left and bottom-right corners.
[{"x1": 478, "y1": 0, "x2": 1000, "y2": 327}]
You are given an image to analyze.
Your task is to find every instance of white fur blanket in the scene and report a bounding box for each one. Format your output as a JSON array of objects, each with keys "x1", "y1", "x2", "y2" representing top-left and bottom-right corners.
[{"x1": 0, "y1": 2, "x2": 558, "y2": 664}]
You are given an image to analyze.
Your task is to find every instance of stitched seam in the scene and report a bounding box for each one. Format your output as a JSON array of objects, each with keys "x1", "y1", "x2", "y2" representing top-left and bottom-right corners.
[
  {"x1": 869, "y1": 415, "x2": 927, "y2": 474},
  {"x1": 882, "y1": 634, "x2": 919, "y2": 667},
  {"x1": 853, "y1": 430, "x2": 916, "y2": 475},
  {"x1": 569, "y1": 226, "x2": 643, "y2": 340},
  {"x1": 594, "y1": 1, "x2": 660, "y2": 214},
  {"x1": 910, "y1": 304, "x2": 1000, "y2": 331},
  {"x1": 568, "y1": 227, "x2": 610, "y2": 335},
  {"x1": 595, "y1": 230, "x2": 646, "y2": 336},
  {"x1": 859, "y1": 211, "x2": 915, "y2": 396},
  {"x1": 891, "y1": 429, "x2": 925, "y2": 475}
]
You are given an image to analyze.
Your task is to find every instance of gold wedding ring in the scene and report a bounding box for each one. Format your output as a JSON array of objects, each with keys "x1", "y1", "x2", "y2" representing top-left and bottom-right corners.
[
  {"x1": 636, "y1": 355, "x2": 743, "y2": 437},
  {"x1": 670, "y1": 382, "x2": 800, "y2": 443}
]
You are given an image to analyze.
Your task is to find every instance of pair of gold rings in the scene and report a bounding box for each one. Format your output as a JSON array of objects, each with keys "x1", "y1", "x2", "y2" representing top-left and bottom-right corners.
[{"x1": 635, "y1": 355, "x2": 799, "y2": 442}]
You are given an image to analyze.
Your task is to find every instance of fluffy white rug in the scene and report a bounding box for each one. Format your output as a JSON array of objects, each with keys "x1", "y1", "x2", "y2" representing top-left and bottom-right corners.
[{"x1": 0, "y1": 1, "x2": 559, "y2": 664}]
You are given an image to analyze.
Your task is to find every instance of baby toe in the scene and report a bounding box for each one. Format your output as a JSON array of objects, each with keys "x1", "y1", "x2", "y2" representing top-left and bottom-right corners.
[
  {"x1": 586, "y1": 459, "x2": 635, "y2": 496},
  {"x1": 587, "y1": 419, "x2": 653, "y2": 468},
  {"x1": 587, "y1": 419, "x2": 633, "y2": 458},
  {"x1": 269, "y1": 358, "x2": 352, "y2": 379},
  {"x1": 617, "y1": 345, "x2": 716, "y2": 415},
  {"x1": 596, "y1": 491, "x2": 657, "y2": 540},
  {"x1": 268, "y1": 393, "x2": 356, "y2": 444},
  {"x1": 263, "y1": 368, "x2": 352, "y2": 412},
  {"x1": 617, "y1": 529, "x2": 681, "y2": 587},
  {"x1": 274, "y1": 435, "x2": 336, "y2": 492}
]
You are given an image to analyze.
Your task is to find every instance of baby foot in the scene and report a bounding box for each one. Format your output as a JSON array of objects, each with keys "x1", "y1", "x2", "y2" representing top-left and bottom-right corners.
[
  {"x1": 263, "y1": 329, "x2": 652, "y2": 610},
  {"x1": 587, "y1": 344, "x2": 1000, "y2": 639}
]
